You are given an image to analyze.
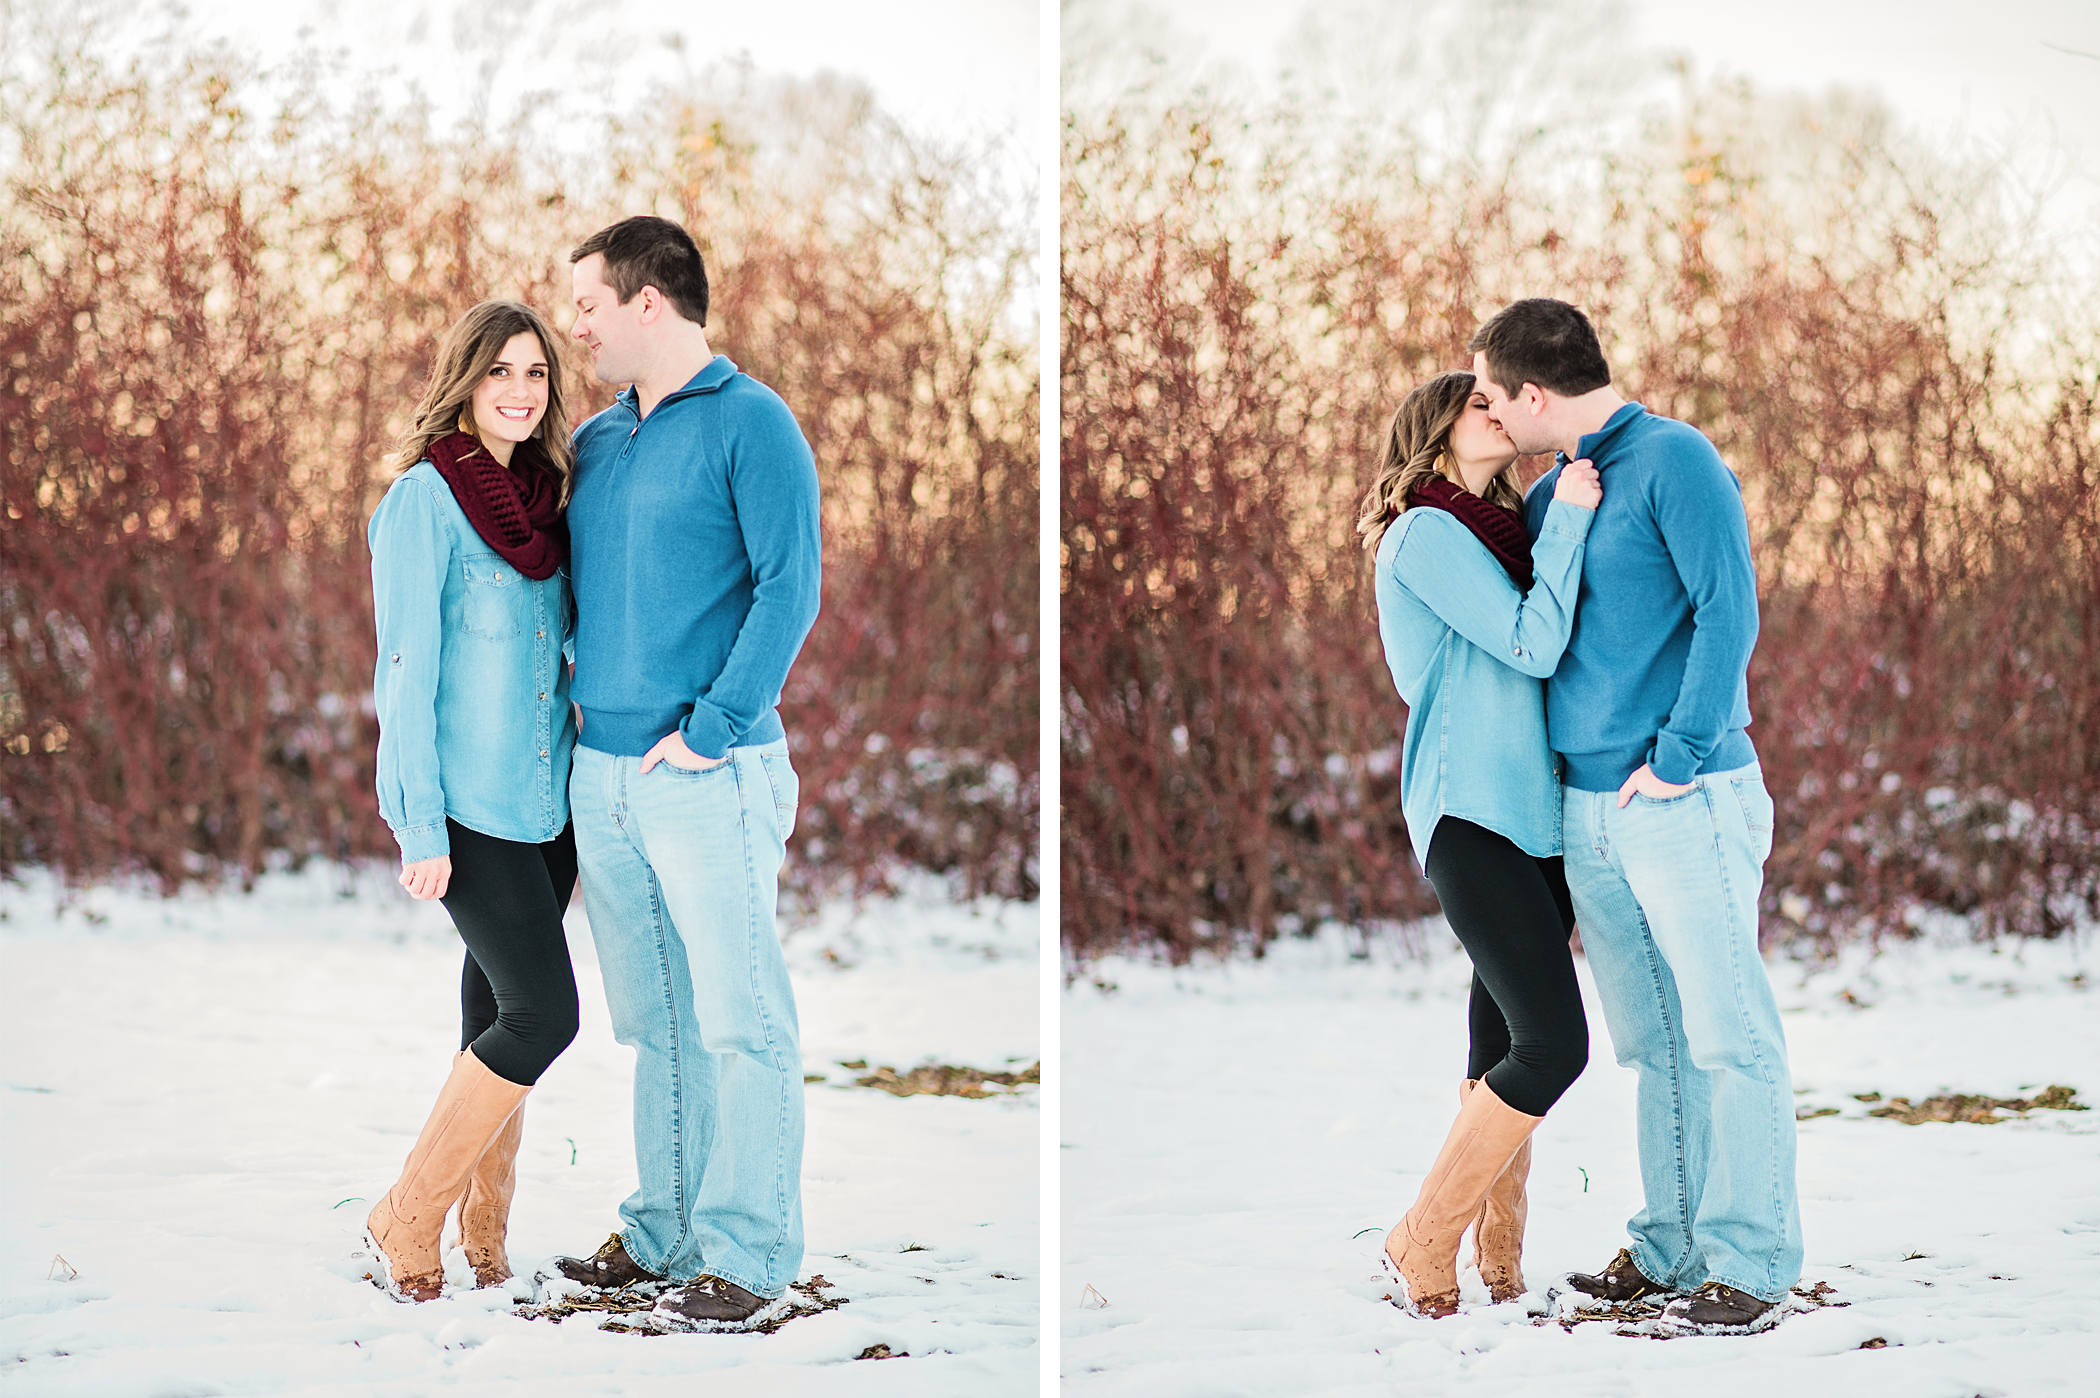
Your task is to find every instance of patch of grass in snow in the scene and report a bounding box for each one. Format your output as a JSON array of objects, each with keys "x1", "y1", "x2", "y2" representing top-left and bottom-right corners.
[
  {"x1": 1863, "y1": 1084, "x2": 2087, "y2": 1124},
  {"x1": 841, "y1": 1060, "x2": 1041, "y2": 1098}
]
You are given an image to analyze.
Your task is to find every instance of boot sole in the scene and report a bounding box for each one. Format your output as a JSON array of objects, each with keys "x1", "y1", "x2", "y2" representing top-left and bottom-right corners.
[{"x1": 643, "y1": 1294, "x2": 793, "y2": 1334}]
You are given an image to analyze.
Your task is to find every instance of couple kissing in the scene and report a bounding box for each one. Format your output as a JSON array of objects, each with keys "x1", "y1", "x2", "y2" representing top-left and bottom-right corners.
[{"x1": 1360, "y1": 298, "x2": 1796, "y2": 1338}]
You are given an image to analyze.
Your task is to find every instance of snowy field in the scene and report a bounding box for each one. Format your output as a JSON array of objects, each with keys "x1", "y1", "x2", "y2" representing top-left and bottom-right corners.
[
  {"x1": 0, "y1": 866, "x2": 1038, "y2": 1397},
  {"x1": 1063, "y1": 922, "x2": 2100, "y2": 1398}
]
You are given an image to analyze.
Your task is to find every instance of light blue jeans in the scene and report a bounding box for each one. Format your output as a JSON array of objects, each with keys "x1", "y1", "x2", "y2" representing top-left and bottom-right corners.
[
  {"x1": 1562, "y1": 762, "x2": 1802, "y2": 1303},
  {"x1": 569, "y1": 738, "x2": 803, "y2": 1299}
]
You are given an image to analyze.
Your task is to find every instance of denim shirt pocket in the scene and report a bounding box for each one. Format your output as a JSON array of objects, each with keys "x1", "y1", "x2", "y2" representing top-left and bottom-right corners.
[{"x1": 459, "y1": 554, "x2": 522, "y2": 639}]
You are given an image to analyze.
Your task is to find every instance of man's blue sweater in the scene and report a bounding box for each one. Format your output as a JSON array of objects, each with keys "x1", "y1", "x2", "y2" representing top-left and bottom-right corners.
[
  {"x1": 1522, "y1": 402, "x2": 1758, "y2": 791},
  {"x1": 567, "y1": 355, "x2": 822, "y2": 760}
]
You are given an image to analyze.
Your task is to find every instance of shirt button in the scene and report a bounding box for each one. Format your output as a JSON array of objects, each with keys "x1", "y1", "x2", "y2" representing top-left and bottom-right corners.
[
  {"x1": 540, "y1": 749, "x2": 549, "y2": 758},
  {"x1": 1513, "y1": 646, "x2": 1525, "y2": 657},
  {"x1": 537, "y1": 630, "x2": 545, "y2": 638}
]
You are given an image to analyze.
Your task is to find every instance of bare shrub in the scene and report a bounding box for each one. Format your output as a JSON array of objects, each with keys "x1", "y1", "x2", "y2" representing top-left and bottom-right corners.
[
  {"x1": 1061, "y1": 83, "x2": 2100, "y2": 960},
  {"x1": 0, "y1": 32, "x2": 1037, "y2": 900}
]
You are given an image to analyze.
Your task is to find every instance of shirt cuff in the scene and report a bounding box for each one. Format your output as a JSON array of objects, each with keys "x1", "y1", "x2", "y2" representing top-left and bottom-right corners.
[
  {"x1": 1540, "y1": 497, "x2": 1595, "y2": 542},
  {"x1": 393, "y1": 821, "x2": 451, "y2": 865}
]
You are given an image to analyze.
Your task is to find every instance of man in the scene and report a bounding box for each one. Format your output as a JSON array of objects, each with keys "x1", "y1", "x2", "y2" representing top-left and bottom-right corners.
[
  {"x1": 551, "y1": 215, "x2": 822, "y2": 1333},
  {"x1": 1469, "y1": 298, "x2": 1798, "y2": 1336}
]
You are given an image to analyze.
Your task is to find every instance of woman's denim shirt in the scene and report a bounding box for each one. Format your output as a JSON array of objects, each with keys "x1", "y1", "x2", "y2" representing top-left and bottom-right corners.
[
  {"x1": 369, "y1": 461, "x2": 577, "y2": 864},
  {"x1": 1374, "y1": 497, "x2": 1594, "y2": 872}
]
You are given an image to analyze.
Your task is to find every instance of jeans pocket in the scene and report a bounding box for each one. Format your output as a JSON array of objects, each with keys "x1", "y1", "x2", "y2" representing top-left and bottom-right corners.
[
  {"x1": 759, "y1": 751, "x2": 800, "y2": 841},
  {"x1": 1730, "y1": 775, "x2": 1775, "y2": 863},
  {"x1": 1631, "y1": 776, "x2": 1703, "y2": 807},
  {"x1": 460, "y1": 555, "x2": 522, "y2": 639},
  {"x1": 661, "y1": 756, "x2": 734, "y2": 780}
]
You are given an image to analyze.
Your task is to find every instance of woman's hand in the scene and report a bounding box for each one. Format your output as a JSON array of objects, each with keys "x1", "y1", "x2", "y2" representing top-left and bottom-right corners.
[
  {"x1": 1554, "y1": 457, "x2": 1601, "y2": 510},
  {"x1": 400, "y1": 855, "x2": 452, "y2": 901}
]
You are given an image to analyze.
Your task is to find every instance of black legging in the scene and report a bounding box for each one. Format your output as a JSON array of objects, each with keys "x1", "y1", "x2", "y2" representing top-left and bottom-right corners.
[
  {"x1": 1424, "y1": 816, "x2": 1588, "y2": 1117},
  {"x1": 439, "y1": 818, "x2": 581, "y2": 1088}
]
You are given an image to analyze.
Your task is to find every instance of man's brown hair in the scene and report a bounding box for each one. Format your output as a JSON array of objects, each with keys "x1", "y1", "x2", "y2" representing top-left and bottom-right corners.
[
  {"x1": 569, "y1": 215, "x2": 709, "y2": 326},
  {"x1": 1468, "y1": 298, "x2": 1610, "y2": 399}
]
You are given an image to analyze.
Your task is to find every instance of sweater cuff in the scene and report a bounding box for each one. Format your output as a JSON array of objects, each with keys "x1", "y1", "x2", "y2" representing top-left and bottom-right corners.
[
  {"x1": 679, "y1": 705, "x2": 736, "y2": 763},
  {"x1": 1647, "y1": 733, "x2": 1701, "y2": 787},
  {"x1": 393, "y1": 821, "x2": 451, "y2": 865}
]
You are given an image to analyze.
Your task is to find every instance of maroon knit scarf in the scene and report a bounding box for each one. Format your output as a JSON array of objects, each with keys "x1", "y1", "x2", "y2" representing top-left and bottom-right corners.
[
  {"x1": 1407, "y1": 475, "x2": 1534, "y2": 590},
  {"x1": 426, "y1": 431, "x2": 567, "y2": 580}
]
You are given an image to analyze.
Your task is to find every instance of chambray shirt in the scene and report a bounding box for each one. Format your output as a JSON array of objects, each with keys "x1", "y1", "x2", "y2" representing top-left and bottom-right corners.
[
  {"x1": 369, "y1": 461, "x2": 577, "y2": 864},
  {"x1": 1374, "y1": 497, "x2": 1594, "y2": 873}
]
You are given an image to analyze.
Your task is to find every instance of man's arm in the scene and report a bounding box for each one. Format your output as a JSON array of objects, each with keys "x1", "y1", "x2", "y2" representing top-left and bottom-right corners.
[
  {"x1": 1645, "y1": 440, "x2": 1759, "y2": 786},
  {"x1": 676, "y1": 395, "x2": 822, "y2": 761}
]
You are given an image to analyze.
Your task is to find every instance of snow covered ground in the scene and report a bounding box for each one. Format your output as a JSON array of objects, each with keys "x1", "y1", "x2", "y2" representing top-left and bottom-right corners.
[
  {"x1": 0, "y1": 866, "x2": 1039, "y2": 1396},
  {"x1": 1063, "y1": 921, "x2": 2100, "y2": 1397}
]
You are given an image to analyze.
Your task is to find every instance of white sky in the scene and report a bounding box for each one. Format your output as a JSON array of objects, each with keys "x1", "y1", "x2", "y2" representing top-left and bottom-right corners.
[
  {"x1": 165, "y1": 0, "x2": 1037, "y2": 152},
  {"x1": 1068, "y1": 0, "x2": 2100, "y2": 232}
]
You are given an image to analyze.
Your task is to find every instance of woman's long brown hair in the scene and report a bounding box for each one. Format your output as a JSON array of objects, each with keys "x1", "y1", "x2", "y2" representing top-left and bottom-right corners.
[
  {"x1": 385, "y1": 300, "x2": 575, "y2": 502},
  {"x1": 1355, "y1": 370, "x2": 1523, "y2": 552}
]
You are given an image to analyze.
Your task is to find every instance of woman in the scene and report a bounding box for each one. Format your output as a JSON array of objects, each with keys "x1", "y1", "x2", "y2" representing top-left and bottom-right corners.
[
  {"x1": 1356, "y1": 370, "x2": 1601, "y2": 1317},
  {"x1": 362, "y1": 300, "x2": 582, "y2": 1302}
]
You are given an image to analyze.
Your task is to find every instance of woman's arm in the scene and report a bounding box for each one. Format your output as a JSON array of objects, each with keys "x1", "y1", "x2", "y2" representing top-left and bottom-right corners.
[
  {"x1": 370, "y1": 479, "x2": 452, "y2": 870},
  {"x1": 1389, "y1": 497, "x2": 1595, "y2": 679}
]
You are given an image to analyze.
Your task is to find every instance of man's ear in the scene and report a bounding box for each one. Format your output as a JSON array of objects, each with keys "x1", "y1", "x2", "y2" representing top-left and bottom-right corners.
[
  {"x1": 635, "y1": 284, "x2": 664, "y2": 325},
  {"x1": 1521, "y1": 383, "x2": 1549, "y2": 416}
]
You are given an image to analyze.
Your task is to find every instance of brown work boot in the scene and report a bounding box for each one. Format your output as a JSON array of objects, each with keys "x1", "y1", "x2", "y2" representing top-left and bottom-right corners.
[
  {"x1": 554, "y1": 1232, "x2": 665, "y2": 1291},
  {"x1": 1461, "y1": 1080, "x2": 1531, "y2": 1303},
  {"x1": 457, "y1": 1101, "x2": 524, "y2": 1287},
  {"x1": 1384, "y1": 1079, "x2": 1541, "y2": 1318},
  {"x1": 1658, "y1": 1281, "x2": 1784, "y2": 1336},
  {"x1": 1566, "y1": 1247, "x2": 1672, "y2": 1303},
  {"x1": 647, "y1": 1275, "x2": 790, "y2": 1333},
  {"x1": 365, "y1": 1049, "x2": 531, "y2": 1302}
]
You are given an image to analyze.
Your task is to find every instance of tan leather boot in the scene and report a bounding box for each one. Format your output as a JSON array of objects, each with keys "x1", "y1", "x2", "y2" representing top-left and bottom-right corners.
[
  {"x1": 366, "y1": 1049, "x2": 530, "y2": 1301},
  {"x1": 1462, "y1": 1080, "x2": 1530, "y2": 1303},
  {"x1": 457, "y1": 1101, "x2": 524, "y2": 1287},
  {"x1": 1385, "y1": 1078, "x2": 1541, "y2": 1317}
]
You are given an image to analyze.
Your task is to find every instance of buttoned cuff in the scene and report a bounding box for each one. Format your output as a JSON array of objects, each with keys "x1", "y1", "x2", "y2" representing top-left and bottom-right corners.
[
  {"x1": 393, "y1": 821, "x2": 451, "y2": 865},
  {"x1": 1540, "y1": 497, "x2": 1595, "y2": 542}
]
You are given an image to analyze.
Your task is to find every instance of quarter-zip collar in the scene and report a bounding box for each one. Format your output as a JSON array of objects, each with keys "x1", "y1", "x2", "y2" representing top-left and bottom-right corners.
[
  {"x1": 617, "y1": 354, "x2": 739, "y2": 425},
  {"x1": 1559, "y1": 400, "x2": 1646, "y2": 468}
]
